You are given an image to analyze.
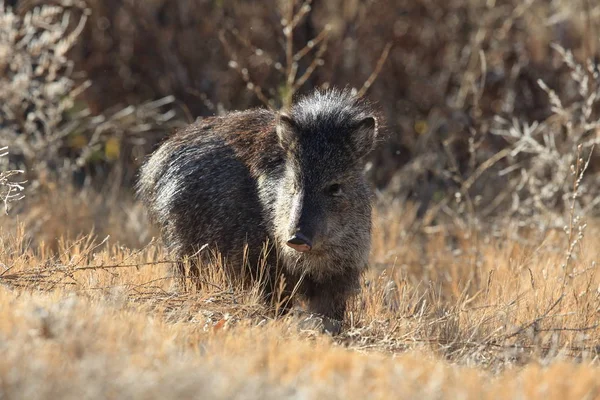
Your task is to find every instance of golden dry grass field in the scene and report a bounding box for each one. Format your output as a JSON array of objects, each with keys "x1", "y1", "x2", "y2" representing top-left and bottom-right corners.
[{"x1": 2, "y1": 193, "x2": 600, "y2": 399}]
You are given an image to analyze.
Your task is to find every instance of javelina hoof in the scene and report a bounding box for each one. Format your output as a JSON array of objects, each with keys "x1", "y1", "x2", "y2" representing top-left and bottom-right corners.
[{"x1": 298, "y1": 314, "x2": 342, "y2": 336}]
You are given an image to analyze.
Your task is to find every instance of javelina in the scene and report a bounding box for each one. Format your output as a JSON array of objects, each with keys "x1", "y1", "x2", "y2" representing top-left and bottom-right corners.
[{"x1": 137, "y1": 89, "x2": 379, "y2": 333}]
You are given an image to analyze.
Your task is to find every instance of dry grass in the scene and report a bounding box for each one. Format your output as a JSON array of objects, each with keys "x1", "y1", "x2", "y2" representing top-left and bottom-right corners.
[
  {"x1": 2, "y1": 191, "x2": 600, "y2": 398},
  {"x1": 2, "y1": 291, "x2": 600, "y2": 400}
]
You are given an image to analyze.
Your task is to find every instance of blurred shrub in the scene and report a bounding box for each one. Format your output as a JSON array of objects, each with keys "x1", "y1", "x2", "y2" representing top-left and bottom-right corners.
[
  {"x1": 0, "y1": 1, "x2": 183, "y2": 189},
  {"x1": 4, "y1": 0, "x2": 600, "y2": 228},
  {"x1": 488, "y1": 46, "x2": 600, "y2": 229},
  {"x1": 0, "y1": 147, "x2": 25, "y2": 214}
]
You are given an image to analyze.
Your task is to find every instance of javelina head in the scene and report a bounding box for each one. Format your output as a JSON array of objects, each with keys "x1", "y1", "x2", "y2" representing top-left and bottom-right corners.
[{"x1": 273, "y1": 89, "x2": 378, "y2": 270}]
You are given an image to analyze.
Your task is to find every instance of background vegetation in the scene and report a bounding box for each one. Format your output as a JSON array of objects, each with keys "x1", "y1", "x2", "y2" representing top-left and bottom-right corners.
[{"x1": 2, "y1": 0, "x2": 600, "y2": 398}]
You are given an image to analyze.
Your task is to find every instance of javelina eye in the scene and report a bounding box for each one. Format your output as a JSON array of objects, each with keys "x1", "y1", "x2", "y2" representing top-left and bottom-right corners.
[{"x1": 326, "y1": 183, "x2": 343, "y2": 197}]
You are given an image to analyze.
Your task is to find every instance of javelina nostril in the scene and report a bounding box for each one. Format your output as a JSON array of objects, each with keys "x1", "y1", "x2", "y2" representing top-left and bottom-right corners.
[{"x1": 287, "y1": 232, "x2": 312, "y2": 252}]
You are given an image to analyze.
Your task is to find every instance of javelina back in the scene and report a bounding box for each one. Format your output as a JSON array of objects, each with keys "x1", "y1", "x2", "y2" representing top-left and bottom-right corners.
[{"x1": 137, "y1": 88, "x2": 379, "y2": 333}]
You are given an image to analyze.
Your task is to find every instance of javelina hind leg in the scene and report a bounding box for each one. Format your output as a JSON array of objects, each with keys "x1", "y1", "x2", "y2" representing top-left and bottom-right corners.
[
  {"x1": 187, "y1": 257, "x2": 201, "y2": 289},
  {"x1": 170, "y1": 261, "x2": 187, "y2": 292},
  {"x1": 171, "y1": 258, "x2": 201, "y2": 292}
]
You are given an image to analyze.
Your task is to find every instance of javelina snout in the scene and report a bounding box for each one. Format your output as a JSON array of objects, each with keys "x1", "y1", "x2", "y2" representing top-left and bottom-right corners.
[
  {"x1": 285, "y1": 189, "x2": 320, "y2": 253},
  {"x1": 137, "y1": 88, "x2": 381, "y2": 334}
]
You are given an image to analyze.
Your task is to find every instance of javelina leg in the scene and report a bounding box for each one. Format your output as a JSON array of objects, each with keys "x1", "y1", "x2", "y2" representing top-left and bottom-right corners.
[
  {"x1": 264, "y1": 269, "x2": 296, "y2": 316},
  {"x1": 303, "y1": 291, "x2": 347, "y2": 335},
  {"x1": 301, "y1": 275, "x2": 358, "y2": 335},
  {"x1": 171, "y1": 261, "x2": 187, "y2": 292},
  {"x1": 171, "y1": 258, "x2": 201, "y2": 292},
  {"x1": 188, "y1": 258, "x2": 201, "y2": 289}
]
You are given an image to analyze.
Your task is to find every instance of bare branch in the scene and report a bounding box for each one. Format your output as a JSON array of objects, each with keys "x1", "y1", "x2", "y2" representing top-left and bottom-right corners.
[{"x1": 356, "y1": 42, "x2": 393, "y2": 98}]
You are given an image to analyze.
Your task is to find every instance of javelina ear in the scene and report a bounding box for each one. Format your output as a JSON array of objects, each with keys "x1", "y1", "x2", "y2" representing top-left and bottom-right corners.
[
  {"x1": 276, "y1": 112, "x2": 297, "y2": 151},
  {"x1": 350, "y1": 116, "x2": 377, "y2": 159}
]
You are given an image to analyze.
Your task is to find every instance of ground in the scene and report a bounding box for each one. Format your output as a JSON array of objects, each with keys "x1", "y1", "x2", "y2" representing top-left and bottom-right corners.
[{"x1": 2, "y1": 199, "x2": 600, "y2": 399}]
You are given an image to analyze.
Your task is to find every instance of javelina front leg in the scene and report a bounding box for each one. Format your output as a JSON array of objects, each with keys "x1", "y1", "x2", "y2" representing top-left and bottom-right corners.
[{"x1": 300, "y1": 275, "x2": 358, "y2": 335}]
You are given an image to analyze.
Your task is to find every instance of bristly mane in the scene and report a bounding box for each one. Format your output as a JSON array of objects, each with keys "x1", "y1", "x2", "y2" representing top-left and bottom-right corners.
[
  {"x1": 201, "y1": 89, "x2": 378, "y2": 177},
  {"x1": 289, "y1": 88, "x2": 375, "y2": 135}
]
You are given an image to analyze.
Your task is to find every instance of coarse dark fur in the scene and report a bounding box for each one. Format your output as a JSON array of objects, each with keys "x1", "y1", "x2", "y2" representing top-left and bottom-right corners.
[{"x1": 137, "y1": 88, "x2": 380, "y2": 333}]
